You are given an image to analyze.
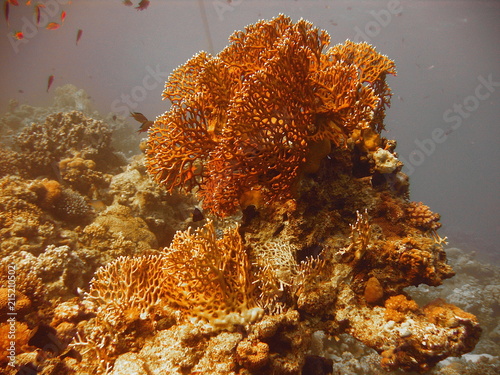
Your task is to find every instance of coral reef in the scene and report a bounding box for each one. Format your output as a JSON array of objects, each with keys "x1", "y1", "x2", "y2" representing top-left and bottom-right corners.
[
  {"x1": 1, "y1": 14, "x2": 497, "y2": 375},
  {"x1": 99, "y1": 14, "x2": 482, "y2": 375},
  {"x1": 0, "y1": 86, "x2": 196, "y2": 374}
]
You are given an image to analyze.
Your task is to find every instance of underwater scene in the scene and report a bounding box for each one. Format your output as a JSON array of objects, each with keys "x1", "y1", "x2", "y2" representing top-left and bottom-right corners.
[{"x1": 0, "y1": 1, "x2": 499, "y2": 374}]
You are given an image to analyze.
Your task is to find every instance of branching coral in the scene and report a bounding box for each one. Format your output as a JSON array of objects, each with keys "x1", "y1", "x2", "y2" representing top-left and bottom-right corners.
[{"x1": 146, "y1": 14, "x2": 396, "y2": 217}]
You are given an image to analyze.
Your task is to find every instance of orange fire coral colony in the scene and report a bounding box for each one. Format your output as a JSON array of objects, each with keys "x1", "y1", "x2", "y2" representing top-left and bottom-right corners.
[{"x1": 146, "y1": 14, "x2": 396, "y2": 217}]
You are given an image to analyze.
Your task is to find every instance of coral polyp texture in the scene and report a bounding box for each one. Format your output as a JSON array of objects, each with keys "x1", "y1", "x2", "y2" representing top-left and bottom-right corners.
[{"x1": 146, "y1": 14, "x2": 395, "y2": 217}]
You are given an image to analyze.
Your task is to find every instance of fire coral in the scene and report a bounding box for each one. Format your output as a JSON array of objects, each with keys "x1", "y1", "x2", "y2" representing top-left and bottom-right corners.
[{"x1": 146, "y1": 14, "x2": 396, "y2": 217}]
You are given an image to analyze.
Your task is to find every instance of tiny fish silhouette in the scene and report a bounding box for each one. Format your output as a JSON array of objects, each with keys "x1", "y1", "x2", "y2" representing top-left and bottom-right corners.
[
  {"x1": 130, "y1": 111, "x2": 154, "y2": 133},
  {"x1": 136, "y1": 0, "x2": 150, "y2": 10},
  {"x1": 192, "y1": 207, "x2": 204, "y2": 222},
  {"x1": 47, "y1": 75, "x2": 54, "y2": 92},
  {"x1": 35, "y1": 3, "x2": 45, "y2": 25},
  {"x1": 4, "y1": 1, "x2": 9, "y2": 25},
  {"x1": 76, "y1": 29, "x2": 83, "y2": 45}
]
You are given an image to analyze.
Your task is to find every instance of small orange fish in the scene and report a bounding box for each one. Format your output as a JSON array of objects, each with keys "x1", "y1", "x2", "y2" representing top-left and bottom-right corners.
[
  {"x1": 46, "y1": 22, "x2": 60, "y2": 30},
  {"x1": 12, "y1": 31, "x2": 23, "y2": 39},
  {"x1": 76, "y1": 28, "x2": 83, "y2": 45},
  {"x1": 7, "y1": 0, "x2": 18, "y2": 6},
  {"x1": 35, "y1": 3, "x2": 45, "y2": 25},
  {"x1": 136, "y1": 0, "x2": 150, "y2": 11},
  {"x1": 47, "y1": 75, "x2": 54, "y2": 92},
  {"x1": 60, "y1": 10, "x2": 66, "y2": 23},
  {"x1": 89, "y1": 199, "x2": 106, "y2": 212},
  {"x1": 122, "y1": 0, "x2": 132, "y2": 6},
  {"x1": 25, "y1": 0, "x2": 31, "y2": 5}
]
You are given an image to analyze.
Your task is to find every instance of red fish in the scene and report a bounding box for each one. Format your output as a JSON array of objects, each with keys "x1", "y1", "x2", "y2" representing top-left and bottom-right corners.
[
  {"x1": 7, "y1": 0, "x2": 18, "y2": 6},
  {"x1": 35, "y1": 3, "x2": 45, "y2": 25},
  {"x1": 46, "y1": 22, "x2": 60, "y2": 30},
  {"x1": 136, "y1": 0, "x2": 150, "y2": 11},
  {"x1": 76, "y1": 28, "x2": 83, "y2": 45},
  {"x1": 4, "y1": 1, "x2": 9, "y2": 25},
  {"x1": 47, "y1": 75, "x2": 54, "y2": 92},
  {"x1": 12, "y1": 31, "x2": 23, "y2": 39},
  {"x1": 60, "y1": 10, "x2": 66, "y2": 23}
]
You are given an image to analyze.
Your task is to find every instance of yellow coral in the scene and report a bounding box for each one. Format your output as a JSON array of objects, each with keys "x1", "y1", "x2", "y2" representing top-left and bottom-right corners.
[
  {"x1": 86, "y1": 221, "x2": 262, "y2": 329},
  {"x1": 162, "y1": 221, "x2": 262, "y2": 327},
  {"x1": 39, "y1": 179, "x2": 62, "y2": 208},
  {"x1": 345, "y1": 209, "x2": 371, "y2": 260},
  {"x1": 86, "y1": 254, "x2": 167, "y2": 327},
  {"x1": 146, "y1": 15, "x2": 396, "y2": 217},
  {"x1": 0, "y1": 288, "x2": 31, "y2": 314},
  {"x1": 236, "y1": 340, "x2": 270, "y2": 371},
  {"x1": 0, "y1": 321, "x2": 32, "y2": 364}
]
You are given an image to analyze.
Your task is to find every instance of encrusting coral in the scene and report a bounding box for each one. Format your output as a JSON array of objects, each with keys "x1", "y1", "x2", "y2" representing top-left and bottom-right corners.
[{"x1": 146, "y1": 14, "x2": 396, "y2": 217}]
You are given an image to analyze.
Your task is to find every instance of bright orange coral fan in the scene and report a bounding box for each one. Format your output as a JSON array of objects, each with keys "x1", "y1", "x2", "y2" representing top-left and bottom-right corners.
[{"x1": 146, "y1": 14, "x2": 396, "y2": 217}]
